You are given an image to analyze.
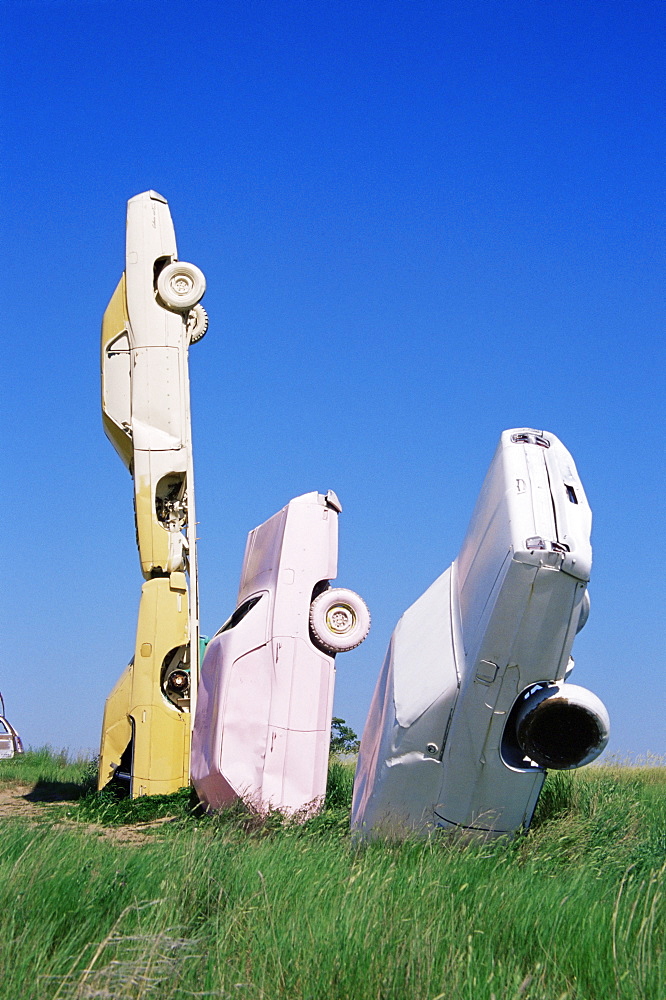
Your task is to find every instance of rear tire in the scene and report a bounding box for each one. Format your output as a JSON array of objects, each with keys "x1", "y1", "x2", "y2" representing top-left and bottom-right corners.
[
  {"x1": 310, "y1": 588, "x2": 370, "y2": 653},
  {"x1": 186, "y1": 304, "x2": 208, "y2": 343}
]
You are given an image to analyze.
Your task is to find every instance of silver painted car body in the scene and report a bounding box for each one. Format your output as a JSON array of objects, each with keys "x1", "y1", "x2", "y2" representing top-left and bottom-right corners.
[{"x1": 352, "y1": 429, "x2": 609, "y2": 839}]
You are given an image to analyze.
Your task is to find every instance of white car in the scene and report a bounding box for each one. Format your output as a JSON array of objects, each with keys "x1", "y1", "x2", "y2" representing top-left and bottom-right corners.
[
  {"x1": 352, "y1": 429, "x2": 609, "y2": 839},
  {"x1": 192, "y1": 490, "x2": 370, "y2": 816},
  {"x1": 0, "y1": 693, "x2": 23, "y2": 760}
]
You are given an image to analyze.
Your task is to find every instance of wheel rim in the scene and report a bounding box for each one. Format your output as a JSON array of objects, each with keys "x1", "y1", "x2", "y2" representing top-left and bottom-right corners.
[
  {"x1": 168, "y1": 272, "x2": 196, "y2": 299},
  {"x1": 325, "y1": 603, "x2": 356, "y2": 635}
]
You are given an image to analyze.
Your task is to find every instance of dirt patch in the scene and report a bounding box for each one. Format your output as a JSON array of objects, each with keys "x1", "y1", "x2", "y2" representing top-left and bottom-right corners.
[
  {"x1": 0, "y1": 783, "x2": 43, "y2": 820},
  {"x1": 0, "y1": 783, "x2": 175, "y2": 843},
  {"x1": 96, "y1": 815, "x2": 177, "y2": 844}
]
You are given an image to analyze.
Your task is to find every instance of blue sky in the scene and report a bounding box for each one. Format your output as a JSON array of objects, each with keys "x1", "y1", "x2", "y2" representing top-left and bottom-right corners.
[{"x1": 2, "y1": 0, "x2": 664, "y2": 759}]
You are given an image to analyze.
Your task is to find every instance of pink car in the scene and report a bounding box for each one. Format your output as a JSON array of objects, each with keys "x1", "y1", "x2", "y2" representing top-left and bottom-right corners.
[{"x1": 192, "y1": 490, "x2": 370, "y2": 816}]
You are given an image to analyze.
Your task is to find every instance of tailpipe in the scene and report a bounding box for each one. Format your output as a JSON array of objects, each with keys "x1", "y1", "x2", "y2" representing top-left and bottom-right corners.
[{"x1": 514, "y1": 683, "x2": 610, "y2": 770}]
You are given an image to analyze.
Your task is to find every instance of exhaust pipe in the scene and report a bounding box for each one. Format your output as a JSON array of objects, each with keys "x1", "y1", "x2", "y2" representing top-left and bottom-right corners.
[{"x1": 515, "y1": 683, "x2": 610, "y2": 770}]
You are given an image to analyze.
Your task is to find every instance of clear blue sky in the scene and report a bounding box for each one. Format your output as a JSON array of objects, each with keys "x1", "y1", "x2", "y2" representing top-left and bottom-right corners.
[{"x1": 2, "y1": 0, "x2": 664, "y2": 759}]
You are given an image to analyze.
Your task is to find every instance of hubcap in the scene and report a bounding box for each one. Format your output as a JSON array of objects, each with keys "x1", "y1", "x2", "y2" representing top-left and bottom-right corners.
[
  {"x1": 171, "y1": 274, "x2": 194, "y2": 295},
  {"x1": 326, "y1": 604, "x2": 355, "y2": 634}
]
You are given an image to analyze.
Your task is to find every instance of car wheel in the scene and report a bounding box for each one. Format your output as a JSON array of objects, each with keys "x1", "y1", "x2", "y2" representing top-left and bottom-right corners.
[
  {"x1": 310, "y1": 588, "x2": 370, "y2": 653},
  {"x1": 186, "y1": 304, "x2": 208, "y2": 344},
  {"x1": 157, "y1": 261, "x2": 206, "y2": 311}
]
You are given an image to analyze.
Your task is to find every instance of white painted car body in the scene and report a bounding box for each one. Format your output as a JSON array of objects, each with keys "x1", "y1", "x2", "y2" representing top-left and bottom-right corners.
[
  {"x1": 352, "y1": 429, "x2": 609, "y2": 840},
  {"x1": 101, "y1": 189, "x2": 202, "y2": 583},
  {"x1": 0, "y1": 692, "x2": 23, "y2": 759},
  {"x1": 192, "y1": 490, "x2": 370, "y2": 817},
  {"x1": 0, "y1": 718, "x2": 23, "y2": 760}
]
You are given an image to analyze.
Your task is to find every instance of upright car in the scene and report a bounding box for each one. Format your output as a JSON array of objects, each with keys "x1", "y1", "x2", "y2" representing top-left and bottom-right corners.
[
  {"x1": 192, "y1": 490, "x2": 370, "y2": 816},
  {"x1": 352, "y1": 429, "x2": 609, "y2": 839},
  {"x1": 98, "y1": 191, "x2": 206, "y2": 797}
]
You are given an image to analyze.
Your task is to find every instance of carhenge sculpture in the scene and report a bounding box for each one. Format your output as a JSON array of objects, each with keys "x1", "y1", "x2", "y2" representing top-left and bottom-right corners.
[
  {"x1": 98, "y1": 191, "x2": 207, "y2": 796},
  {"x1": 352, "y1": 428, "x2": 610, "y2": 839},
  {"x1": 192, "y1": 490, "x2": 371, "y2": 817}
]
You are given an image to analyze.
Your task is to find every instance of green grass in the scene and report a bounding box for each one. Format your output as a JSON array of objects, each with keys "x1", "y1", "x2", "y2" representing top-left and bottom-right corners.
[
  {"x1": 0, "y1": 747, "x2": 97, "y2": 791},
  {"x1": 0, "y1": 754, "x2": 663, "y2": 999}
]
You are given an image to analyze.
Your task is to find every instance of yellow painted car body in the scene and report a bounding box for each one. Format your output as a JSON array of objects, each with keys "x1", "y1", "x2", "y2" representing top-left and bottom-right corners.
[{"x1": 98, "y1": 575, "x2": 191, "y2": 796}]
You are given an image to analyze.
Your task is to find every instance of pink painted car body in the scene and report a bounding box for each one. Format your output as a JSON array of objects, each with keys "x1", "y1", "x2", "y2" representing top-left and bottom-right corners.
[{"x1": 192, "y1": 490, "x2": 368, "y2": 816}]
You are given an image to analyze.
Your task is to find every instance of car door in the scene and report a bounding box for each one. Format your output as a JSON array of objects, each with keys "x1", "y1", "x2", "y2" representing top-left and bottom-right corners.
[{"x1": 0, "y1": 718, "x2": 15, "y2": 759}]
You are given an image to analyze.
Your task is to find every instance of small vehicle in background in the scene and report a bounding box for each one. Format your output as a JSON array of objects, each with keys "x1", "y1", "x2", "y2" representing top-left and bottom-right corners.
[
  {"x1": 192, "y1": 490, "x2": 370, "y2": 817},
  {"x1": 0, "y1": 693, "x2": 23, "y2": 760},
  {"x1": 352, "y1": 429, "x2": 609, "y2": 840}
]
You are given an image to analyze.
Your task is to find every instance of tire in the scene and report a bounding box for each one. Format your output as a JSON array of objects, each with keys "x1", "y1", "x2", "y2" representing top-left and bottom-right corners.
[
  {"x1": 186, "y1": 304, "x2": 208, "y2": 344},
  {"x1": 310, "y1": 588, "x2": 370, "y2": 653},
  {"x1": 157, "y1": 261, "x2": 206, "y2": 311}
]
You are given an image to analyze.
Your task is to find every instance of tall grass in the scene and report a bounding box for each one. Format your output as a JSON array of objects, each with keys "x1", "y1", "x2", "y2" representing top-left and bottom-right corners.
[
  {"x1": 0, "y1": 755, "x2": 663, "y2": 999},
  {"x1": 0, "y1": 747, "x2": 96, "y2": 791}
]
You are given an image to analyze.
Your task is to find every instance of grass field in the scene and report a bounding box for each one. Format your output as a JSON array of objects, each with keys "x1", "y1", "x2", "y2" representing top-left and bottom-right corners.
[{"x1": 0, "y1": 751, "x2": 663, "y2": 1000}]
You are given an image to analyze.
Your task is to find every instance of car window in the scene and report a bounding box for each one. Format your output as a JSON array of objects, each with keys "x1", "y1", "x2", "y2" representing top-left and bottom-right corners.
[{"x1": 215, "y1": 594, "x2": 264, "y2": 636}]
